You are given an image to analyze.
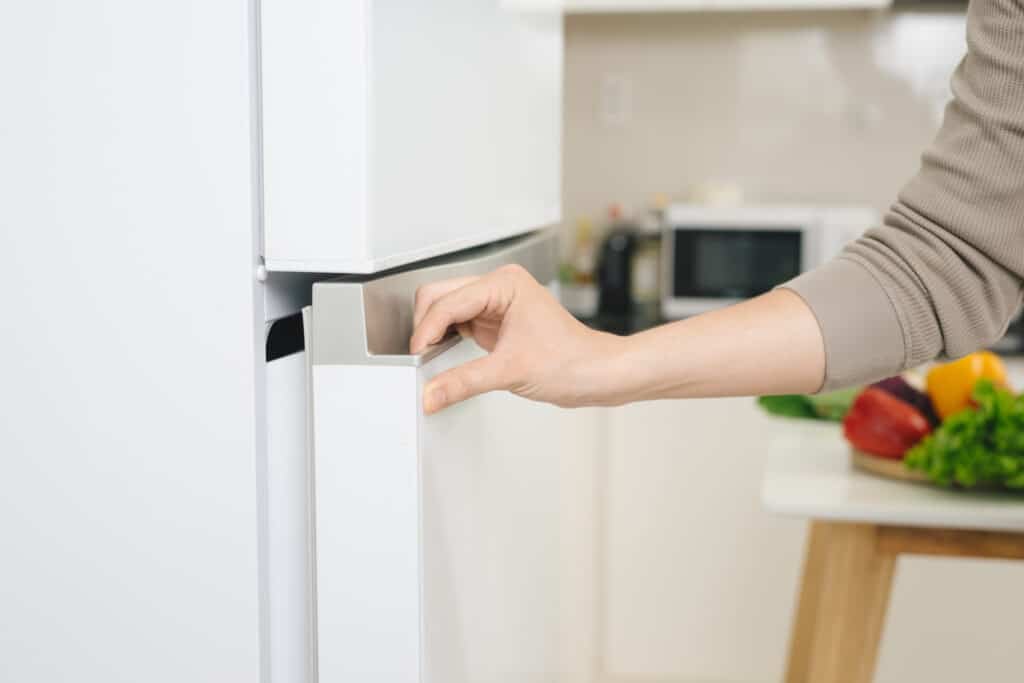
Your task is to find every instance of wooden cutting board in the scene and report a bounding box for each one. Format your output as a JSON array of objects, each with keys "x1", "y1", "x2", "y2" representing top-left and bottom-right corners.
[{"x1": 850, "y1": 449, "x2": 931, "y2": 484}]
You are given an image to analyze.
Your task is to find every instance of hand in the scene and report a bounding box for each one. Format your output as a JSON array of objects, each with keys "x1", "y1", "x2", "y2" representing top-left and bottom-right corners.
[{"x1": 410, "y1": 264, "x2": 622, "y2": 414}]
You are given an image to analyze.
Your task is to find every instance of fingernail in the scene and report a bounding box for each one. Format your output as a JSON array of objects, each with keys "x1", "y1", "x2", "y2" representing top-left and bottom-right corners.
[{"x1": 425, "y1": 386, "x2": 446, "y2": 414}]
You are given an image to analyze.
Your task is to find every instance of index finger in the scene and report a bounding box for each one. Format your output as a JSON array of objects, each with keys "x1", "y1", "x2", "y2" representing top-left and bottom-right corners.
[
  {"x1": 413, "y1": 276, "x2": 480, "y2": 328},
  {"x1": 409, "y1": 278, "x2": 496, "y2": 354}
]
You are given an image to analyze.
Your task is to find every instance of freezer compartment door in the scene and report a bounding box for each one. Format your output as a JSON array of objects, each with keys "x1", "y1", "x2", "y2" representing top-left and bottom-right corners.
[
  {"x1": 307, "y1": 232, "x2": 566, "y2": 682},
  {"x1": 260, "y1": 0, "x2": 563, "y2": 274}
]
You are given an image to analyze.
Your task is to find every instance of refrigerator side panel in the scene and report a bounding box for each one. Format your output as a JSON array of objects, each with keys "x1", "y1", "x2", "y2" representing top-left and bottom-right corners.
[
  {"x1": 312, "y1": 364, "x2": 422, "y2": 683},
  {"x1": 0, "y1": 1, "x2": 262, "y2": 680}
]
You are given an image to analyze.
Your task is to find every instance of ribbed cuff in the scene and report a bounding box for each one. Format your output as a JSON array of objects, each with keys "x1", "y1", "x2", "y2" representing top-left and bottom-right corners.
[{"x1": 780, "y1": 258, "x2": 906, "y2": 392}]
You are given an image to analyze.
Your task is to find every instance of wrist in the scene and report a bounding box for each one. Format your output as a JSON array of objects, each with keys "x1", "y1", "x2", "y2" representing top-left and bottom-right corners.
[{"x1": 569, "y1": 329, "x2": 636, "y2": 407}]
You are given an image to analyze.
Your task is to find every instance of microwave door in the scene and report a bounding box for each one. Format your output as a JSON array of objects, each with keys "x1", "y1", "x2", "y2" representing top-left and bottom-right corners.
[
  {"x1": 303, "y1": 232, "x2": 566, "y2": 683},
  {"x1": 663, "y1": 228, "x2": 803, "y2": 318}
]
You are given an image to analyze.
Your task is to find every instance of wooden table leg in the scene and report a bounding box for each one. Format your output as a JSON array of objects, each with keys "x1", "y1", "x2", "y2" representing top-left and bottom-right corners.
[
  {"x1": 785, "y1": 521, "x2": 896, "y2": 683},
  {"x1": 785, "y1": 521, "x2": 831, "y2": 683}
]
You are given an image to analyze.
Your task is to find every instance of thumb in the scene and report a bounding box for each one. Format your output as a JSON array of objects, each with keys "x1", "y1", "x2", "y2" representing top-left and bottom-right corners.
[{"x1": 423, "y1": 355, "x2": 508, "y2": 414}]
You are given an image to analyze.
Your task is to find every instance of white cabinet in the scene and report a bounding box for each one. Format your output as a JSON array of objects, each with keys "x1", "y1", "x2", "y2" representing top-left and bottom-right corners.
[
  {"x1": 597, "y1": 399, "x2": 807, "y2": 681},
  {"x1": 260, "y1": 0, "x2": 564, "y2": 273},
  {"x1": 589, "y1": 399, "x2": 1024, "y2": 683}
]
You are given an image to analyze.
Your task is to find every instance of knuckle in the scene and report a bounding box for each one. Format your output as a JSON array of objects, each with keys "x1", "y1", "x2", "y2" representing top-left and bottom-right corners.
[
  {"x1": 424, "y1": 295, "x2": 451, "y2": 319},
  {"x1": 414, "y1": 283, "x2": 436, "y2": 307},
  {"x1": 497, "y1": 263, "x2": 527, "y2": 279},
  {"x1": 416, "y1": 311, "x2": 445, "y2": 341},
  {"x1": 447, "y1": 372, "x2": 473, "y2": 401},
  {"x1": 467, "y1": 361, "x2": 495, "y2": 390}
]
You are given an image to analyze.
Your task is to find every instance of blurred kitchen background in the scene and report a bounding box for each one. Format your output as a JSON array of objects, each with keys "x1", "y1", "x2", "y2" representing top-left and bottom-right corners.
[
  {"x1": 550, "y1": 4, "x2": 1024, "y2": 683},
  {"x1": 563, "y1": 9, "x2": 962, "y2": 221}
]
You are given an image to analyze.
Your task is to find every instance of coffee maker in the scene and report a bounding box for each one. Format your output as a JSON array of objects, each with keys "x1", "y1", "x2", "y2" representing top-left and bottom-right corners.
[{"x1": 596, "y1": 229, "x2": 637, "y2": 334}]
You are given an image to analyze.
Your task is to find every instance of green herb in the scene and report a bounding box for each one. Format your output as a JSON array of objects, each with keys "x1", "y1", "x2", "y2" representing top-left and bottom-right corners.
[
  {"x1": 757, "y1": 395, "x2": 817, "y2": 419},
  {"x1": 905, "y1": 379, "x2": 1024, "y2": 490},
  {"x1": 758, "y1": 387, "x2": 858, "y2": 422},
  {"x1": 807, "y1": 387, "x2": 860, "y2": 421}
]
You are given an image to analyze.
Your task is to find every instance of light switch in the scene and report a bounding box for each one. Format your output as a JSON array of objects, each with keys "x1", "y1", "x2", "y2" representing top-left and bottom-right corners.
[{"x1": 599, "y1": 74, "x2": 632, "y2": 127}]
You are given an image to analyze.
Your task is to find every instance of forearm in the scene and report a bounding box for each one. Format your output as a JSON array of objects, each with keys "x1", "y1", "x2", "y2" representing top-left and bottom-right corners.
[{"x1": 578, "y1": 289, "x2": 824, "y2": 405}]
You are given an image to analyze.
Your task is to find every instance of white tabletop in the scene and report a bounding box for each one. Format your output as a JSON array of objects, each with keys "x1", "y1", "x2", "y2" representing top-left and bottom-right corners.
[{"x1": 761, "y1": 420, "x2": 1024, "y2": 532}]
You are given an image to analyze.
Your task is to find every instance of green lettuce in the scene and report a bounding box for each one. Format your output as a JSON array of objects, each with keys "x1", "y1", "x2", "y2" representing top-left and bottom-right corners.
[{"x1": 905, "y1": 380, "x2": 1024, "y2": 490}]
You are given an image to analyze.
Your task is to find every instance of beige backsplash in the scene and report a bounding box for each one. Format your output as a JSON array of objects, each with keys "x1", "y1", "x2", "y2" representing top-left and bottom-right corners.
[{"x1": 563, "y1": 8, "x2": 967, "y2": 235}]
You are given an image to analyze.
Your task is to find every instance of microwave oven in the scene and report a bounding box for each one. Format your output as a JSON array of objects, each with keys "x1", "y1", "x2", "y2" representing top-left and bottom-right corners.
[{"x1": 661, "y1": 204, "x2": 878, "y2": 319}]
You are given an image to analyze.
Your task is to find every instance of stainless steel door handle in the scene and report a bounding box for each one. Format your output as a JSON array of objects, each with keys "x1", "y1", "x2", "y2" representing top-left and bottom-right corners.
[{"x1": 310, "y1": 230, "x2": 556, "y2": 366}]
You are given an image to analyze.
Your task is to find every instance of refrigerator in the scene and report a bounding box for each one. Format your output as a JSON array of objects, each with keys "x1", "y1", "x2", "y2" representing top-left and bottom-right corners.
[{"x1": 0, "y1": 1, "x2": 578, "y2": 682}]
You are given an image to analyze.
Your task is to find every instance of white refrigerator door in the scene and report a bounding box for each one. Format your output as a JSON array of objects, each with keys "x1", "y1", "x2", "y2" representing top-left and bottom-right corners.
[
  {"x1": 312, "y1": 342, "x2": 563, "y2": 683},
  {"x1": 302, "y1": 233, "x2": 566, "y2": 682},
  {"x1": 260, "y1": 0, "x2": 563, "y2": 274}
]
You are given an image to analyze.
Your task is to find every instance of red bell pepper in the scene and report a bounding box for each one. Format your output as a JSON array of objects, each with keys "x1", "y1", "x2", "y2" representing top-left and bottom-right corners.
[{"x1": 843, "y1": 387, "x2": 932, "y2": 459}]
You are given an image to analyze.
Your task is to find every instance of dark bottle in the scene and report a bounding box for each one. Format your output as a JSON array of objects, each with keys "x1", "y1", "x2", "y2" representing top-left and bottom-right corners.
[{"x1": 597, "y1": 205, "x2": 638, "y2": 333}]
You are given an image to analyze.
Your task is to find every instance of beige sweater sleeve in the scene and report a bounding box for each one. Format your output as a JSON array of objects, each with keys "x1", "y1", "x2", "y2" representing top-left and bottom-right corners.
[{"x1": 784, "y1": 0, "x2": 1024, "y2": 391}]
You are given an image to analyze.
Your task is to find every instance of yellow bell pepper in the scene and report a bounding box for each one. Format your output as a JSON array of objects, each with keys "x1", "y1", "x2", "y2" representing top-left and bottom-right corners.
[{"x1": 925, "y1": 351, "x2": 1008, "y2": 420}]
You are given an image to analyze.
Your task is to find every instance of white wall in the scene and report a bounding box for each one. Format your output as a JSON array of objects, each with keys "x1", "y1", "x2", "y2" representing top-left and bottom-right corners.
[{"x1": 563, "y1": 9, "x2": 967, "y2": 227}]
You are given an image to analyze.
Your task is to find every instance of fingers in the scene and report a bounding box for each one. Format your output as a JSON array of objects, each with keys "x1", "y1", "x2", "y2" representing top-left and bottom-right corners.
[
  {"x1": 423, "y1": 355, "x2": 508, "y2": 414},
  {"x1": 413, "y1": 276, "x2": 480, "y2": 328},
  {"x1": 410, "y1": 277, "x2": 500, "y2": 354}
]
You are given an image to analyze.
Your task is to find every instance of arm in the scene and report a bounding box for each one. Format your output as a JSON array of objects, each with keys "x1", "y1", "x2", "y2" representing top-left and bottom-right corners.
[
  {"x1": 784, "y1": 0, "x2": 1024, "y2": 390},
  {"x1": 410, "y1": 266, "x2": 823, "y2": 414}
]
